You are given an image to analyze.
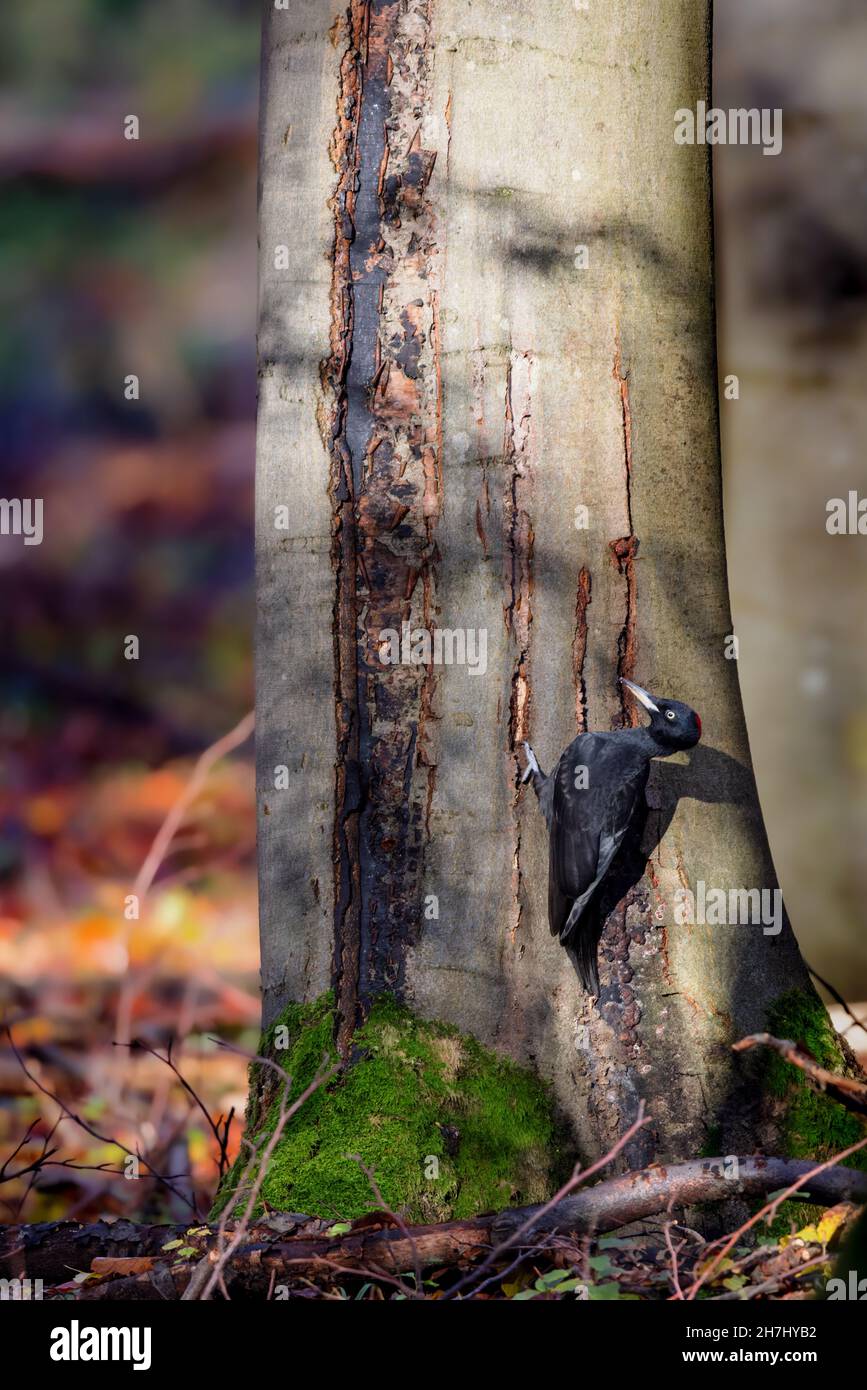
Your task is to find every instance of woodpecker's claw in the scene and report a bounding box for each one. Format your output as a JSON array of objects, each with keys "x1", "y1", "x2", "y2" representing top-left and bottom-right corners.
[{"x1": 521, "y1": 742, "x2": 540, "y2": 784}]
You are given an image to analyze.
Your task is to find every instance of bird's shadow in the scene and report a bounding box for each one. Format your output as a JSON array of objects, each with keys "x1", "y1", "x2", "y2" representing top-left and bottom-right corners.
[{"x1": 573, "y1": 743, "x2": 760, "y2": 991}]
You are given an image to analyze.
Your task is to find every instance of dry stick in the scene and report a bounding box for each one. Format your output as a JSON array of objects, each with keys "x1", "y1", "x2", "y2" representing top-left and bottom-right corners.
[
  {"x1": 271, "y1": 1256, "x2": 417, "y2": 1298},
  {"x1": 664, "y1": 1220, "x2": 685, "y2": 1300},
  {"x1": 200, "y1": 1043, "x2": 310, "y2": 1250},
  {"x1": 11, "y1": 1158, "x2": 867, "y2": 1294},
  {"x1": 106, "y1": 711, "x2": 254, "y2": 1172},
  {"x1": 443, "y1": 1101, "x2": 650, "y2": 1300},
  {"x1": 5, "y1": 1029, "x2": 199, "y2": 1217},
  {"x1": 115, "y1": 709, "x2": 255, "y2": 1055},
  {"x1": 681, "y1": 1133, "x2": 867, "y2": 1302},
  {"x1": 196, "y1": 1045, "x2": 419, "y2": 1301},
  {"x1": 132, "y1": 710, "x2": 255, "y2": 903},
  {"x1": 115, "y1": 1040, "x2": 235, "y2": 1179},
  {"x1": 180, "y1": 1111, "x2": 291, "y2": 1302},
  {"x1": 0, "y1": 1119, "x2": 60, "y2": 1186},
  {"x1": 194, "y1": 1080, "x2": 311, "y2": 1302},
  {"x1": 5, "y1": 1119, "x2": 62, "y2": 1226},
  {"x1": 187, "y1": 1060, "x2": 340, "y2": 1302},
  {"x1": 807, "y1": 962, "x2": 867, "y2": 1041},
  {"x1": 709, "y1": 1253, "x2": 831, "y2": 1303},
  {"x1": 733, "y1": 1033, "x2": 867, "y2": 1117},
  {"x1": 349, "y1": 1156, "x2": 423, "y2": 1297},
  {"x1": 465, "y1": 1241, "x2": 554, "y2": 1299}
]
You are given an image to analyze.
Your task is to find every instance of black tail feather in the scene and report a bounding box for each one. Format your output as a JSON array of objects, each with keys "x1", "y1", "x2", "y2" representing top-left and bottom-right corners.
[
  {"x1": 570, "y1": 938, "x2": 600, "y2": 995},
  {"x1": 565, "y1": 917, "x2": 603, "y2": 996}
]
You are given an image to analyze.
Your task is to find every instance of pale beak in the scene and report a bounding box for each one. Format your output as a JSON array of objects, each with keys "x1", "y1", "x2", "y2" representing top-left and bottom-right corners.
[{"x1": 620, "y1": 678, "x2": 659, "y2": 713}]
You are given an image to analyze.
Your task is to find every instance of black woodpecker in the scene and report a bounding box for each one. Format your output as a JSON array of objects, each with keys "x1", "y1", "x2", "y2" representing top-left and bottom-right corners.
[{"x1": 522, "y1": 678, "x2": 702, "y2": 996}]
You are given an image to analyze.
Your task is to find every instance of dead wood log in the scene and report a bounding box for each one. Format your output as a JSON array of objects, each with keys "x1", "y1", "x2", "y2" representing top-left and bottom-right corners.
[{"x1": 5, "y1": 1156, "x2": 867, "y2": 1297}]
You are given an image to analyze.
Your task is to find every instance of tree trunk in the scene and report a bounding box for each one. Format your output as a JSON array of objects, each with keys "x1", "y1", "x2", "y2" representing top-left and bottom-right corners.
[{"x1": 254, "y1": 0, "x2": 822, "y2": 1178}]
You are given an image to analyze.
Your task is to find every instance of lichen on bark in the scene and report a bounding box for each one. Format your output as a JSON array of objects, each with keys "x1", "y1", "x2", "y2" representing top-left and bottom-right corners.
[{"x1": 212, "y1": 992, "x2": 564, "y2": 1223}]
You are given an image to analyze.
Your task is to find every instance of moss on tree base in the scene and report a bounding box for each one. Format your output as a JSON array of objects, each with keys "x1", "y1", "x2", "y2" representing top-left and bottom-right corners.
[
  {"x1": 764, "y1": 988, "x2": 867, "y2": 1165},
  {"x1": 212, "y1": 992, "x2": 564, "y2": 1223},
  {"x1": 762, "y1": 988, "x2": 867, "y2": 1237}
]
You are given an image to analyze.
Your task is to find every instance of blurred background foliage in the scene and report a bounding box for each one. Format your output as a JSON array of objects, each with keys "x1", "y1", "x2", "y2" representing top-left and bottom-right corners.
[
  {"x1": 0, "y1": 0, "x2": 260, "y2": 1223},
  {"x1": 0, "y1": 0, "x2": 864, "y2": 1226}
]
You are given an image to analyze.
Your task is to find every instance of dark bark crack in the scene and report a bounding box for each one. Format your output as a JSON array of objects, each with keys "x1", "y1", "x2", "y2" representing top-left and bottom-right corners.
[
  {"x1": 323, "y1": 1, "x2": 441, "y2": 1050},
  {"x1": 502, "y1": 351, "x2": 535, "y2": 943},
  {"x1": 611, "y1": 333, "x2": 639, "y2": 730}
]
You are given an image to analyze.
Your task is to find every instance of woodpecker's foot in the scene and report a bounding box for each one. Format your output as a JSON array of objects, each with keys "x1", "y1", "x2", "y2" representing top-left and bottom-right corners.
[{"x1": 521, "y1": 742, "x2": 540, "y2": 784}]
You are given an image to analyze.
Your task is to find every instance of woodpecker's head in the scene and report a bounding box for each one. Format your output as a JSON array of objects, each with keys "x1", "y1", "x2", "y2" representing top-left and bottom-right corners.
[{"x1": 620, "y1": 678, "x2": 702, "y2": 751}]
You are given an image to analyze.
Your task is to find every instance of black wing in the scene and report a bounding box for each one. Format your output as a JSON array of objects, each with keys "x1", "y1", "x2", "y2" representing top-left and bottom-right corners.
[{"x1": 547, "y1": 733, "x2": 648, "y2": 943}]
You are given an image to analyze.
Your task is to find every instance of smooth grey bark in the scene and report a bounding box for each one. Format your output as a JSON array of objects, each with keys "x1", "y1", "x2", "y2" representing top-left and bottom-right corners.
[{"x1": 255, "y1": 0, "x2": 817, "y2": 1167}]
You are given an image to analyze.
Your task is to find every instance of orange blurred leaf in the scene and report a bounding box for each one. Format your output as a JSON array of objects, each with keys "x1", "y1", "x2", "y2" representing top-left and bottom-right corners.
[{"x1": 91, "y1": 1257, "x2": 155, "y2": 1276}]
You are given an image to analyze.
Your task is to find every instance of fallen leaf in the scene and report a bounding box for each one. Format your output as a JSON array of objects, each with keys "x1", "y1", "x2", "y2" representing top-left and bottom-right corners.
[{"x1": 91, "y1": 1257, "x2": 154, "y2": 1275}]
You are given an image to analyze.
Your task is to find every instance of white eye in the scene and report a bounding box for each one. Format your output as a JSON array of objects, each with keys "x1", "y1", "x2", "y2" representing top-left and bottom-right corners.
[{"x1": 665, "y1": 710, "x2": 676, "y2": 721}]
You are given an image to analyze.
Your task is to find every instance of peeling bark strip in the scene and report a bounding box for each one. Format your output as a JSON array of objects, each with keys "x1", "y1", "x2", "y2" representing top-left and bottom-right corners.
[
  {"x1": 611, "y1": 334, "x2": 639, "y2": 729},
  {"x1": 504, "y1": 351, "x2": 535, "y2": 753},
  {"x1": 503, "y1": 352, "x2": 535, "y2": 940},
  {"x1": 323, "y1": 1, "x2": 441, "y2": 1047},
  {"x1": 571, "y1": 565, "x2": 592, "y2": 733}
]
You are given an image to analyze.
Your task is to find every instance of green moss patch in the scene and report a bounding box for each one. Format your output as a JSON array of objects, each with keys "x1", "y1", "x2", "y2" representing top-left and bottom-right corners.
[
  {"x1": 761, "y1": 988, "x2": 867, "y2": 1238},
  {"x1": 213, "y1": 992, "x2": 562, "y2": 1223},
  {"x1": 764, "y1": 988, "x2": 866, "y2": 1167}
]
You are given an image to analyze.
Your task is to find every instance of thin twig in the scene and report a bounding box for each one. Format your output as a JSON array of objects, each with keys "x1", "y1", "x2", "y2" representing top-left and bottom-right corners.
[
  {"x1": 348, "y1": 1156, "x2": 423, "y2": 1298},
  {"x1": 681, "y1": 1133, "x2": 867, "y2": 1301},
  {"x1": 115, "y1": 1039, "x2": 236, "y2": 1177},
  {"x1": 806, "y1": 963, "x2": 867, "y2": 1040},
  {"x1": 734, "y1": 1032, "x2": 867, "y2": 1116},
  {"x1": 664, "y1": 1220, "x2": 685, "y2": 1300},
  {"x1": 443, "y1": 1101, "x2": 649, "y2": 1300},
  {"x1": 709, "y1": 1253, "x2": 831, "y2": 1302},
  {"x1": 133, "y1": 711, "x2": 255, "y2": 903},
  {"x1": 115, "y1": 710, "x2": 255, "y2": 1056},
  {"x1": 4, "y1": 1027, "x2": 200, "y2": 1217},
  {"x1": 465, "y1": 1241, "x2": 552, "y2": 1299},
  {"x1": 188, "y1": 1059, "x2": 340, "y2": 1301}
]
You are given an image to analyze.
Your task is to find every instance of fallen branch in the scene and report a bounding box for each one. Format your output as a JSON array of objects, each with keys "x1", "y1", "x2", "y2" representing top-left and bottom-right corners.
[
  {"x1": 4, "y1": 1156, "x2": 867, "y2": 1296},
  {"x1": 490, "y1": 1154, "x2": 867, "y2": 1244},
  {"x1": 0, "y1": 1218, "x2": 195, "y2": 1283},
  {"x1": 679, "y1": 1134, "x2": 867, "y2": 1300},
  {"x1": 733, "y1": 1033, "x2": 867, "y2": 1118}
]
